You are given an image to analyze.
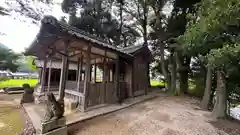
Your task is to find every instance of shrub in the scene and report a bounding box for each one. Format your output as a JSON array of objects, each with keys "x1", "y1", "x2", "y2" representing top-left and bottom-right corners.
[
  {"x1": 22, "y1": 83, "x2": 30, "y2": 89},
  {"x1": 0, "y1": 76, "x2": 9, "y2": 82}
]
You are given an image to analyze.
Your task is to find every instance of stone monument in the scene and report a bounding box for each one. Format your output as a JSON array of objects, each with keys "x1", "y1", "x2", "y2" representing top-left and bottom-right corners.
[
  {"x1": 41, "y1": 93, "x2": 67, "y2": 135},
  {"x1": 20, "y1": 83, "x2": 34, "y2": 104}
]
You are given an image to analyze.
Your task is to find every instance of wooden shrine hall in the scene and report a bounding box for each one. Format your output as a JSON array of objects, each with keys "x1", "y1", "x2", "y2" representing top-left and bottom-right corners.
[{"x1": 25, "y1": 16, "x2": 152, "y2": 112}]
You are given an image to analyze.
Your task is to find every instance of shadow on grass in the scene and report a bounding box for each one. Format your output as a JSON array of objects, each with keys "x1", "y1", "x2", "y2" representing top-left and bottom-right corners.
[{"x1": 208, "y1": 119, "x2": 240, "y2": 135}]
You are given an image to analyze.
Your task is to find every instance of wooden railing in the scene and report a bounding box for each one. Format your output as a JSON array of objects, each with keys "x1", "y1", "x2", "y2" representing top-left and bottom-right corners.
[
  {"x1": 87, "y1": 83, "x2": 105, "y2": 107},
  {"x1": 65, "y1": 89, "x2": 84, "y2": 104},
  {"x1": 43, "y1": 85, "x2": 59, "y2": 92},
  {"x1": 34, "y1": 84, "x2": 59, "y2": 93},
  {"x1": 66, "y1": 81, "x2": 77, "y2": 90},
  {"x1": 105, "y1": 82, "x2": 117, "y2": 103},
  {"x1": 65, "y1": 81, "x2": 84, "y2": 104},
  {"x1": 87, "y1": 82, "x2": 127, "y2": 107},
  {"x1": 63, "y1": 81, "x2": 128, "y2": 109}
]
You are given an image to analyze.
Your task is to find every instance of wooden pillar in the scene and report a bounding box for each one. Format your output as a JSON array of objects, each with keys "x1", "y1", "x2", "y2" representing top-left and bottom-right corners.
[
  {"x1": 102, "y1": 58, "x2": 108, "y2": 103},
  {"x1": 80, "y1": 56, "x2": 83, "y2": 81},
  {"x1": 76, "y1": 57, "x2": 80, "y2": 81},
  {"x1": 39, "y1": 68, "x2": 42, "y2": 84},
  {"x1": 54, "y1": 69, "x2": 57, "y2": 83},
  {"x1": 47, "y1": 59, "x2": 52, "y2": 92},
  {"x1": 40, "y1": 59, "x2": 47, "y2": 93},
  {"x1": 103, "y1": 58, "x2": 108, "y2": 82},
  {"x1": 94, "y1": 60, "x2": 97, "y2": 83},
  {"x1": 59, "y1": 54, "x2": 69, "y2": 101},
  {"x1": 115, "y1": 56, "x2": 120, "y2": 102},
  {"x1": 82, "y1": 72, "x2": 85, "y2": 81},
  {"x1": 82, "y1": 45, "x2": 91, "y2": 111},
  {"x1": 90, "y1": 64, "x2": 92, "y2": 82},
  {"x1": 77, "y1": 55, "x2": 83, "y2": 92},
  {"x1": 128, "y1": 63, "x2": 133, "y2": 98}
]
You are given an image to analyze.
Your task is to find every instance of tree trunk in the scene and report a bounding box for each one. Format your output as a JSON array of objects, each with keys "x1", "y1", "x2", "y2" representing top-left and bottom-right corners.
[
  {"x1": 176, "y1": 52, "x2": 190, "y2": 95},
  {"x1": 179, "y1": 71, "x2": 188, "y2": 94},
  {"x1": 119, "y1": 1, "x2": 123, "y2": 40},
  {"x1": 212, "y1": 70, "x2": 227, "y2": 119},
  {"x1": 95, "y1": 0, "x2": 102, "y2": 36},
  {"x1": 142, "y1": 0, "x2": 147, "y2": 46},
  {"x1": 159, "y1": 42, "x2": 171, "y2": 91},
  {"x1": 170, "y1": 51, "x2": 177, "y2": 94},
  {"x1": 147, "y1": 62, "x2": 151, "y2": 87},
  {"x1": 201, "y1": 67, "x2": 212, "y2": 110}
]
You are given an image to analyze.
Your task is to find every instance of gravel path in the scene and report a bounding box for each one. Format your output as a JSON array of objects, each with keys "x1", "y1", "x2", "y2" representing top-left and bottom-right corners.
[
  {"x1": 70, "y1": 95, "x2": 240, "y2": 135},
  {"x1": 20, "y1": 106, "x2": 36, "y2": 135}
]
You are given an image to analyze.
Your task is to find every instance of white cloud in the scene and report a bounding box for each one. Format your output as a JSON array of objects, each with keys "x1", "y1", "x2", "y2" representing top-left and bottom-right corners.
[
  {"x1": 0, "y1": 0, "x2": 67, "y2": 53},
  {"x1": 0, "y1": 15, "x2": 39, "y2": 53}
]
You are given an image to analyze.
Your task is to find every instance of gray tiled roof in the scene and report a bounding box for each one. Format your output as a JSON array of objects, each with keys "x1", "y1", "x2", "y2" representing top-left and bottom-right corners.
[
  {"x1": 59, "y1": 22, "x2": 126, "y2": 53},
  {"x1": 26, "y1": 16, "x2": 147, "y2": 59},
  {"x1": 119, "y1": 45, "x2": 144, "y2": 54},
  {"x1": 58, "y1": 19, "x2": 143, "y2": 56}
]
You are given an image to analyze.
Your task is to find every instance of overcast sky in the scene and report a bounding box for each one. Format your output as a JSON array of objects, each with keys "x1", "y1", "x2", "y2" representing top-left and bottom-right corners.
[
  {"x1": 0, "y1": 0, "x2": 172, "y2": 53},
  {"x1": 0, "y1": 0, "x2": 65, "y2": 53}
]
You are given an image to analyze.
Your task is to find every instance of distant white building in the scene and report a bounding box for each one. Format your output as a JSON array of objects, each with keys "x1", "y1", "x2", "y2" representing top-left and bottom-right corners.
[
  {"x1": 0, "y1": 70, "x2": 12, "y2": 77},
  {"x1": 0, "y1": 70, "x2": 38, "y2": 78}
]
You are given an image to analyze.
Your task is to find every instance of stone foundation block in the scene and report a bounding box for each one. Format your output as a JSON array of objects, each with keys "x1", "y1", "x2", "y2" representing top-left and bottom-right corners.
[
  {"x1": 42, "y1": 126, "x2": 67, "y2": 135},
  {"x1": 41, "y1": 117, "x2": 66, "y2": 134}
]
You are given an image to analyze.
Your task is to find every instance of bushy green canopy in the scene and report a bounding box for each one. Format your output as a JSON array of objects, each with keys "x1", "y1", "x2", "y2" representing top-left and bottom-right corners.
[{"x1": 179, "y1": 0, "x2": 240, "y2": 68}]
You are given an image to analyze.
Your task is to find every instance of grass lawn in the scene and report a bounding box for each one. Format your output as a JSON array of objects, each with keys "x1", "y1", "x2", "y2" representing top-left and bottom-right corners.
[
  {"x1": 150, "y1": 80, "x2": 165, "y2": 87},
  {"x1": 0, "y1": 104, "x2": 24, "y2": 135},
  {"x1": 0, "y1": 79, "x2": 38, "y2": 89},
  {"x1": 0, "y1": 79, "x2": 165, "y2": 89}
]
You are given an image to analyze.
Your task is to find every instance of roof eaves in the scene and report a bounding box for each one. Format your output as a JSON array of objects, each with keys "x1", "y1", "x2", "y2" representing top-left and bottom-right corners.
[
  {"x1": 24, "y1": 39, "x2": 38, "y2": 56},
  {"x1": 59, "y1": 22, "x2": 133, "y2": 59},
  {"x1": 119, "y1": 45, "x2": 144, "y2": 54}
]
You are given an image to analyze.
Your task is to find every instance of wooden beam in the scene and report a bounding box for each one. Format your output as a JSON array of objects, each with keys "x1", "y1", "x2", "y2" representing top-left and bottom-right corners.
[
  {"x1": 68, "y1": 42, "x2": 116, "y2": 60},
  {"x1": 69, "y1": 51, "x2": 82, "y2": 57},
  {"x1": 48, "y1": 46, "x2": 68, "y2": 57}
]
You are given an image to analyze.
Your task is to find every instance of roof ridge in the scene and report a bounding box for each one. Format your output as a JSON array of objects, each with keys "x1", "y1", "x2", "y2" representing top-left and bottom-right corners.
[
  {"x1": 123, "y1": 44, "x2": 143, "y2": 49},
  {"x1": 58, "y1": 21, "x2": 132, "y2": 56}
]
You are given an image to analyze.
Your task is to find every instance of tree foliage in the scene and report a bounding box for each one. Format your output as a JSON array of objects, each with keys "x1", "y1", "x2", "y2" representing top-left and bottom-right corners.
[
  {"x1": 179, "y1": 0, "x2": 240, "y2": 61},
  {"x1": 0, "y1": 47, "x2": 20, "y2": 72},
  {"x1": 179, "y1": 0, "x2": 240, "y2": 118},
  {"x1": 61, "y1": 0, "x2": 141, "y2": 47},
  {"x1": 148, "y1": 0, "x2": 201, "y2": 94},
  {"x1": 0, "y1": 0, "x2": 54, "y2": 24}
]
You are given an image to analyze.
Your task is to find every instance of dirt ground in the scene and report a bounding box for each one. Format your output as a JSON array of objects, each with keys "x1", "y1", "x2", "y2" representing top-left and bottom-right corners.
[
  {"x1": 0, "y1": 94, "x2": 35, "y2": 135},
  {"x1": 70, "y1": 95, "x2": 240, "y2": 135}
]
